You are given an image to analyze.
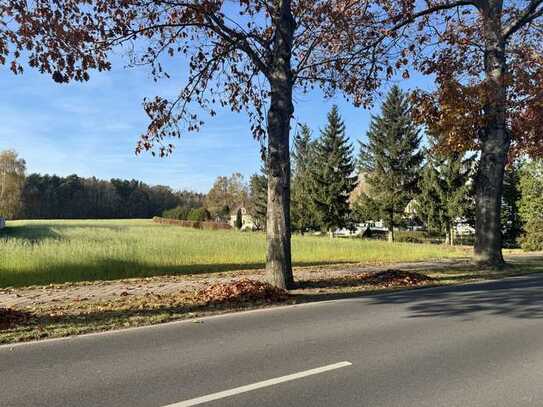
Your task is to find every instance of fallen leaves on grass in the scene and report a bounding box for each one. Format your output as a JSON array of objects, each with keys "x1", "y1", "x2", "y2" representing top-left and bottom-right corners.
[
  {"x1": 0, "y1": 308, "x2": 34, "y2": 330},
  {"x1": 301, "y1": 269, "x2": 435, "y2": 290},
  {"x1": 360, "y1": 270, "x2": 435, "y2": 287},
  {"x1": 196, "y1": 279, "x2": 289, "y2": 305}
]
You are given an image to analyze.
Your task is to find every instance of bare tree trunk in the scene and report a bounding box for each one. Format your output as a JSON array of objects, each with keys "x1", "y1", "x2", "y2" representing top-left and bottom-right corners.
[
  {"x1": 388, "y1": 213, "x2": 394, "y2": 242},
  {"x1": 265, "y1": 0, "x2": 295, "y2": 289},
  {"x1": 444, "y1": 221, "x2": 452, "y2": 245},
  {"x1": 388, "y1": 224, "x2": 394, "y2": 242},
  {"x1": 475, "y1": 3, "x2": 509, "y2": 267}
]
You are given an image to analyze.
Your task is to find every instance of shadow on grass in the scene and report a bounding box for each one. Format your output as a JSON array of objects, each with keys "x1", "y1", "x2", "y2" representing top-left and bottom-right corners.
[
  {"x1": 0, "y1": 258, "x2": 358, "y2": 288},
  {"x1": 1, "y1": 220, "x2": 162, "y2": 241},
  {"x1": 3, "y1": 253, "x2": 541, "y2": 289},
  {"x1": 1, "y1": 224, "x2": 62, "y2": 243}
]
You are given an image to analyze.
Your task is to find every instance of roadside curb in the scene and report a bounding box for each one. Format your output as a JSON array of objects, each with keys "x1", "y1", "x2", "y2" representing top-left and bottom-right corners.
[{"x1": 1, "y1": 272, "x2": 540, "y2": 350}]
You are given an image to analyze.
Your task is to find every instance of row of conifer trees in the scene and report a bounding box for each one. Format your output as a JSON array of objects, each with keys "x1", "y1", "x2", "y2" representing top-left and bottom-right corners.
[{"x1": 249, "y1": 85, "x2": 527, "y2": 246}]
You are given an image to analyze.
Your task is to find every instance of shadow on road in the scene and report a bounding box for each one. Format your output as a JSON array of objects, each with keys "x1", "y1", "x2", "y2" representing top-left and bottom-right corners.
[{"x1": 366, "y1": 274, "x2": 543, "y2": 319}]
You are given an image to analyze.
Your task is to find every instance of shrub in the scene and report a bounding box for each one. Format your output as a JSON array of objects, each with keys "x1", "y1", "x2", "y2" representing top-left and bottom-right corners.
[
  {"x1": 394, "y1": 230, "x2": 428, "y2": 244},
  {"x1": 520, "y1": 218, "x2": 543, "y2": 252},
  {"x1": 187, "y1": 207, "x2": 211, "y2": 221},
  {"x1": 201, "y1": 221, "x2": 231, "y2": 231},
  {"x1": 153, "y1": 216, "x2": 232, "y2": 230},
  {"x1": 396, "y1": 234, "x2": 424, "y2": 244},
  {"x1": 455, "y1": 234, "x2": 475, "y2": 246},
  {"x1": 519, "y1": 160, "x2": 543, "y2": 252},
  {"x1": 361, "y1": 229, "x2": 388, "y2": 240},
  {"x1": 162, "y1": 206, "x2": 190, "y2": 220}
]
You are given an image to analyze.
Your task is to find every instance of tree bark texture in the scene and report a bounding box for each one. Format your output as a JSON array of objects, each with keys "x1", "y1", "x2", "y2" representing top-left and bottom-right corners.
[
  {"x1": 266, "y1": 0, "x2": 295, "y2": 289},
  {"x1": 474, "y1": 1, "x2": 510, "y2": 267}
]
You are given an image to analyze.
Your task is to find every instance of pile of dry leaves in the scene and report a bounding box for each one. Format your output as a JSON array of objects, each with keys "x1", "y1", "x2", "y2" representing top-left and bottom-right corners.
[
  {"x1": 360, "y1": 270, "x2": 435, "y2": 287},
  {"x1": 0, "y1": 308, "x2": 34, "y2": 330},
  {"x1": 196, "y1": 279, "x2": 289, "y2": 305}
]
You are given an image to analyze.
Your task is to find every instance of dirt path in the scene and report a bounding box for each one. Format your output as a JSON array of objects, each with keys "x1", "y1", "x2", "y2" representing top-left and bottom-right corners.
[{"x1": 0, "y1": 258, "x2": 474, "y2": 309}]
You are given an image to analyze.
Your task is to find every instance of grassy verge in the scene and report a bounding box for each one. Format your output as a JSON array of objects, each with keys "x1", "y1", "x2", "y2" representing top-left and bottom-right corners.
[
  {"x1": 2, "y1": 256, "x2": 542, "y2": 345},
  {"x1": 0, "y1": 219, "x2": 467, "y2": 287}
]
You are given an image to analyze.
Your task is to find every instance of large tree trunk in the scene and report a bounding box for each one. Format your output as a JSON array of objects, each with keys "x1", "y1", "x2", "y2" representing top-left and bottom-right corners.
[
  {"x1": 475, "y1": 4, "x2": 510, "y2": 267},
  {"x1": 265, "y1": 0, "x2": 295, "y2": 289}
]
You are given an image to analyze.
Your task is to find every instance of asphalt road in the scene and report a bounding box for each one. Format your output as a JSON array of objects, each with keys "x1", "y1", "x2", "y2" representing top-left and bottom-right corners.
[{"x1": 2, "y1": 274, "x2": 543, "y2": 407}]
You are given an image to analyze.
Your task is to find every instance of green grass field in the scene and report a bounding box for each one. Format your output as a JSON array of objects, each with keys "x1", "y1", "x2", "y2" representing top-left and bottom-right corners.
[{"x1": 0, "y1": 219, "x2": 468, "y2": 287}]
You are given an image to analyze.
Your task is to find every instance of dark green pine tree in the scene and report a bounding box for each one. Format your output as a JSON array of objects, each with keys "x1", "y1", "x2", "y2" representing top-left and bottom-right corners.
[
  {"x1": 416, "y1": 158, "x2": 443, "y2": 235},
  {"x1": 518, "y1": 159, "x2": 543, "y2": 251},
  {"x1": 311, "y1": 106, "x2": 357, "y2": 237},
  {"x1": 357, "y1": 86, "x2": 423, "y2": 242},
  {"x1": 501, "y1": 161, "x2": 523, "y2": 247},
  {"x1": 248, "y1": 161, "x2": 268, "y2": 230},
  {"x1": 416, "y1": 148, "x2": 474, "y2": 245},
  {"x1": 291, "y1": 124, "x2": 319, "y2": 234},
  {"x1": 235, "y1": 208, "x2": 243, "y2": 229}
]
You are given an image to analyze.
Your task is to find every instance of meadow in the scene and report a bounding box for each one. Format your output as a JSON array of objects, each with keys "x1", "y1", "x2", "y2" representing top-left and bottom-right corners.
[{"x1": 0, "y1": 219, "x2": 468, "y2": 287}]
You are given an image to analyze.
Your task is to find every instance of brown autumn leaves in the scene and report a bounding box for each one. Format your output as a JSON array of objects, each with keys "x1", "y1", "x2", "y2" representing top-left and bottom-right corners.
[{"x1": 1, "y1": 1, "x2": 541, "y2": 155}]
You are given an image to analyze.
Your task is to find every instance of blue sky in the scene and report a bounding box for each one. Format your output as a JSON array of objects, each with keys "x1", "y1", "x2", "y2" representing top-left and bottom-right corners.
[{"x1": 0, "y1": 60, "x2": 431, "y2": 193}]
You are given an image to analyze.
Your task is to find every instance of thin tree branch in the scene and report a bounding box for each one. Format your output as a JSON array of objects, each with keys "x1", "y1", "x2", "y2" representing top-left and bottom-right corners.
[{"x1": 502, "y1": 0, "x2": 543, "y2": 40}]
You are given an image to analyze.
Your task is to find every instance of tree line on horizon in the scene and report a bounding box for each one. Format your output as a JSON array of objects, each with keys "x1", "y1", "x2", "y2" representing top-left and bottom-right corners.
[{"x1": 0, "y1": 161, "x2": 204, "y2": 220}]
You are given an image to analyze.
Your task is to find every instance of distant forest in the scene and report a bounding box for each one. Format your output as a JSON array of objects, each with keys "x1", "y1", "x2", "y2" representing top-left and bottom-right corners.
[{"x1": 18, "y1": 174, "x2": 204, "y2": 220}]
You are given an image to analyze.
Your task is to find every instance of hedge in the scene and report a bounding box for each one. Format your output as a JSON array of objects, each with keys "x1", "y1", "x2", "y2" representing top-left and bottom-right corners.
[{"x1": 153, "y1": 216, "x2": 232, "y2": 230}]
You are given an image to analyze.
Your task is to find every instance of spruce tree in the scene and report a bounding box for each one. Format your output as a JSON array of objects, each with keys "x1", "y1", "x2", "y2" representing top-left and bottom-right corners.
[
  {"x1": 501, "y1": 161, "x2": 523, "y2": 247},
  {"x1": 518, "y1": 159, "x2": 543, "y2": 251},
  {"x1": 416, "y1": 149, "x2": 474, "y2": 245},
  {"x1": 291, "y1": 124, "x2": 318, "y2": 234},
  {"x1": 248, "y1": 163, "x2": 268, "y2": 230},
  {"x1": 311, "y1": 106, "x2": 357, "y2": 237},
  {"x1": 356, "y1": 86, "x2": 423, "y2": 242},
  {"x1": 235, "y1": 208, "x2": 243, "y2": 230},
  {"x1": 416, "y1": 158, "x2": 443, "y2": 235}
]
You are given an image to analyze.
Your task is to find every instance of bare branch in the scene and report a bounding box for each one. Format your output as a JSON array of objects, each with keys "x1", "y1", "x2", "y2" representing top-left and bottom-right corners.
[{"x1": 503, "y1": 0, "x2": 543, "y2": 40}]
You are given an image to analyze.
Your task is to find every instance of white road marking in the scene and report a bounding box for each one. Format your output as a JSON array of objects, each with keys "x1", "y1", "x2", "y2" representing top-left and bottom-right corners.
[{"x1": 163, "y1": 361, "x2": 353, "y2": 407}]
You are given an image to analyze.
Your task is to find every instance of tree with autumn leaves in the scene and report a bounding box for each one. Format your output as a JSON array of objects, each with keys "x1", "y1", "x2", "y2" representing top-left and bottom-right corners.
[
  {"x1": 2, "y1": 0, "x2": 543, "y2": 286},
  {"x1": 0, "y1": 150, "x2": 26, "y2": 219},
  {"x1": 1, "y1": 0, "x2": 391, "y2": 289},
  {"x1": 391, "y1": 0, "x2": 543, "y2": 266}
]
